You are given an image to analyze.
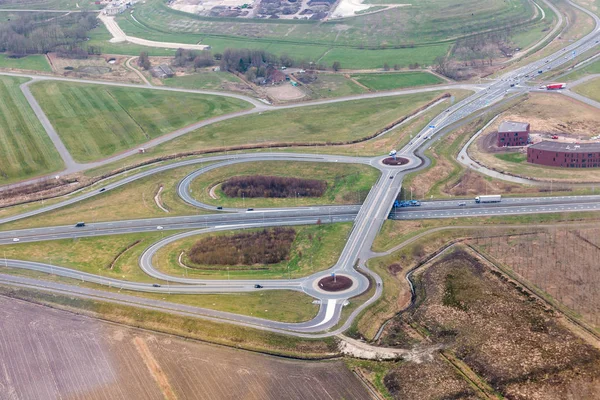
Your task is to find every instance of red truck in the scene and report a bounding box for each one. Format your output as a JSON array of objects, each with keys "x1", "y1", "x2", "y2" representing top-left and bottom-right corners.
[{"x1": 545, "y1": 83, "x2": 566, "y2": 90}]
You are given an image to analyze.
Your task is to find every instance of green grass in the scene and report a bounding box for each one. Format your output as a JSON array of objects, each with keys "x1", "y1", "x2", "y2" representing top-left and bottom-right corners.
[
  {"x1": 561, "y1": 58, "x2": 600, "y2": 82},
  {"x1": 0, "y1": 54, "x2": 51, "y2": 72},
  {"x1": 161, "y1": 71, "x2": 245, "y2": 90},
  {"x1": 150, "y1": 91, "x2": 445, "y2": 155},
  {"x1": 351, "y1": 72, "x2": 444, "y2": 91},
  {"x1": 189, "y1": 161, "x2": 380, "y2": 208},
  {"x1": 494, "y1": 152, "x2": 526, "y2": 163},
  {"x1": 573, "y1": 76, "x2": 600, "y2": 102},
  {"x1": 0, "y1": 231, "x2": 319, "y2": 322},
  {"x1": 29, "y1": 80, "x2": 252, "y2": 162},
  {"x1": 105, "y1": 0, "x2": 539, "y2": 69},
  {"x1": 153, "y1": 223, "x2": 352, "y2": 279},
  {"x1": 302, "y1": 74, "x2": 367, "y2": 99},
  {"x1": 0, "y1": 0, "x2": 102, "y2": 9},
  {"x1": 0, "y1": 76, "x2": 63, "y2": 184}
]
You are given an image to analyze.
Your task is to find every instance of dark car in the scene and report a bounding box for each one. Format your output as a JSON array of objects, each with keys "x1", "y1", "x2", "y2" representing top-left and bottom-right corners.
[
  {"x1": 152, "y1": 284, "x2": 161, "y2": 288},
  {"x1": 389, "y1": 176, "x2": 394, "y2": 179},
  {"x1": 247, "y1": 208, "x2": 254, "y2": 211},
  {"x1": 75, "y1": 222, "x2": 85, "y2": 227},
  {"x1": 254, "y1": 284, "x2": 263, "y2": 288},
  {"x1": 217, "y1": 206, "x2": 223, "y2": 210},
  {"x1": 99, "y1": 188, "x2": 106, "y2": 192}
]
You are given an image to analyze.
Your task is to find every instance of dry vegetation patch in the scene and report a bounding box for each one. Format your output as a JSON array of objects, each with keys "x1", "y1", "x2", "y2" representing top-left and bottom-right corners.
[
  {"x1": 382, "y1": 249, "x2": 600, "y2": 399},
  {"x1": 188, "y1": 227, "x2": 296, "y2": 267},
  {"x1": 221, "y1": 175, "x2": 327, "y2": 198}
]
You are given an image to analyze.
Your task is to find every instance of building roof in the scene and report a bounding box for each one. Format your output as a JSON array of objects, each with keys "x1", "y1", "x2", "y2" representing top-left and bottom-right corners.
[
  {"x1": 530, "y1": 141, "x2": 600, "y2": 152},
  {"x1": 498, "y1": 121, "x2": 530, "y2": 133}
]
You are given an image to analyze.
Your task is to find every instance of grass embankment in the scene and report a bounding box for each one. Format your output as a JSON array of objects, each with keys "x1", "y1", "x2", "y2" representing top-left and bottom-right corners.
[
  {"x1": 0, "y1": 285, "x2": 334, "y2": 357},
  {"x1": 561, "y1": 58, "x2": 600, "y2": 82},
  {"x1": 0, "y1": 164, "x2": 209, "y2": 231},
  {"x1": 350, "y1": 72, "x2": 444, "y2": 91},
  {"x1": 150, "y1": 91, "x2": 446, "y2": 155},
  {"x1": 573, "y1": 76, "x2": 600, "y2": 102},
  {"x1": 189, "y1": 161, "x2": 380, "y2": 208},
  {"x1": 0, "y1": 76, "x2": 63, "y2": 184},
  {"x1": 0, "y1": 232, "x2": 318, "y2": 322},
  {"x1": 161, "y1": 70, "x2": 245, "y2": 90},
  {"x1": 29, "y1": 80, "x2": 252, "y2": 162},
  {"x1": 153, "y1": 223, "x2": 352, "y2": 279},
  {"x1": 0, "y1": 54, "x2": 52, "y2": 71}
]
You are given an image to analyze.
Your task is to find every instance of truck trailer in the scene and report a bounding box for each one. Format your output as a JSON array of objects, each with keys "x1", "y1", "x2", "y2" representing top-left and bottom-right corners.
[
  {"x1": 545, "y1": 83, "x2": 566, "y2": 90},
  {"x1": 475, "y1": 195, "x2": 501, "y2": 203}
]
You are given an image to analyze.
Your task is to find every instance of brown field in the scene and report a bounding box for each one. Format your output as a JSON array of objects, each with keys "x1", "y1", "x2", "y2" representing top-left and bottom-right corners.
[
  {"x1": 381, "y1": 248, "x2": 600, "y2": 399},
  {"x1": 47, "y1": 53, "x2": 143, "y2": 83},
  {"x1": 470, "y1": 226, "x2": 600, "y2": 330},
  {"x1": 0, "y1": 296, "x2": 372, "y2": 400}
]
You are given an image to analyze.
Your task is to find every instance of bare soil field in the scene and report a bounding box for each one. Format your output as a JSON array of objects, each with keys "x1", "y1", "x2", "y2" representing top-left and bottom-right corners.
[
  {"x1": 381, "y1": 248, "x2": 600, "y2": 399},
  {"x1": 47, "y1": 53, "x2": 144, "y2": 83},
  {"x1": 0, "y1": 296, "x2": 372, "y2": 400},
  {"x1": 471, "y1": 226, "x2": 600, "y2": 330},
  {"x1": 264, "y1": 84, "x2": 306, "y2": 102}
]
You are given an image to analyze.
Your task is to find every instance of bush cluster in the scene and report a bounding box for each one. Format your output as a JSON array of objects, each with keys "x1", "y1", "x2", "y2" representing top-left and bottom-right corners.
[
  {"x1": 188, "y1": 227, "x2": 296, "y2": 266},
  {"x1": 221, "y1": 175, "x2": 326, "y2": 198}
]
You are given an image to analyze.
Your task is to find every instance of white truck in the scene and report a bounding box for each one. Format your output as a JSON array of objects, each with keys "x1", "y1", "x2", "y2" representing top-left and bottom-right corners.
[{"x1": 475, "y1": 195, "x2": 501, "y2": 203}]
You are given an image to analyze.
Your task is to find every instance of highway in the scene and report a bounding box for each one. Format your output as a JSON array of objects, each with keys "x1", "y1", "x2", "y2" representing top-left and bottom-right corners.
[{"x1": 0, "y1": 0, "x2": 599, "y2": 337}]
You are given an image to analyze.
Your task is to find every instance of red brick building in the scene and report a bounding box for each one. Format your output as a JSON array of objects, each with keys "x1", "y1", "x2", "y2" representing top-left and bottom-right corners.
[
  {"x1": 497, "y1": 121, "x2": 530, "y2": 147},
  {"x1": 527, "y1": 141, "x2": 600, "y2": 168}
]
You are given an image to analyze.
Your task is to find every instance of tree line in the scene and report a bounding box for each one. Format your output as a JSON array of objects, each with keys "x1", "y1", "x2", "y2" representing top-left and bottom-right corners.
[
  {"x1": 188, "y1": 227, "x2": 296, "y2": 266},
  {"x1": 0, "y1": 12, "x2": 99, "y2": 58},
  {"x1": 222, "y1": 175, "x2": 327, "y2": 198}
]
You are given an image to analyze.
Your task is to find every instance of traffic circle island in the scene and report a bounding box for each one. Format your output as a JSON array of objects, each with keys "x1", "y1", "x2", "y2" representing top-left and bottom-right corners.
[
  {"x1": 382, "y1": 156, "x2": 409, "y2": 166},
  {"x1": 317, "y1": 275, "x2": 353, "y2": 292}
]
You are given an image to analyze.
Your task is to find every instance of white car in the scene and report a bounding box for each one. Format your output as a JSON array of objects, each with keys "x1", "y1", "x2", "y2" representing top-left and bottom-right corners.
[
  {"x1": 156, "y1": 226, "x2": 164, "y2": 230},
  {"x1": 12, "y1": 238, "x2": 19, "y2": 242}
]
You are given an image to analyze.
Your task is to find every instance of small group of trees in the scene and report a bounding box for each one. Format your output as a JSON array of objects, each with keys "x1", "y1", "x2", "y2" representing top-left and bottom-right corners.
[
  {"x1": 188, "y1": 227, "x2": 297, "y2": 266},
  {"x1": 172, "y1": 48, "x2": 214, "y2": 70},
  {"x1": 221, "y1": 175, "x2": 327, "y2": 198},
  {"x1": 137, "y1": 51, "x2": 151, "y2": 70},
  {"x1": 0, "y1": 12, "x2": 98, "y2": 58}
]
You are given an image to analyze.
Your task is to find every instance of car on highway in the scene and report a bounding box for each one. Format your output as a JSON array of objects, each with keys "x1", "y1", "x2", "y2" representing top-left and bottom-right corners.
[
  {"x1": 217, "y1": 206, "x2": 223, "y2": 210},
  {"x1": 12, "y1": 238, "x2": 19, "y2": 242},
  {"x1": 458, "y1": 202, "x2": 466, "y2": 206},
  {"x1": 156, "y1": 226, "x2": 164, "y2": 230},
  {"x1": 389, "y1": 176, "x2": 394, "y2": 179},
  {"x1": 247, "y1": 208, "x2": 254, "y2": 211},
  {"x1": 75, "y1": 222, "x2": 85, "y2": 227},
  {"x1": 99, "y1": 188, "x2": 106, "y2": 192},
  {"x1": 254, "y1": 284, "x2": 263, "y2": 288},
  {"x1": 152, "y1": 284, "x2": 161, "y2": 287}
]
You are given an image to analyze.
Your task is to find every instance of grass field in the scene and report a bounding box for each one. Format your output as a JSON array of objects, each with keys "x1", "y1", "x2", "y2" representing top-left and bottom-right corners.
[
  {"x1": 350, "y1": 72, "x2": 444, "y2": 91},
  {"x1": 302, "y1": 74, "x2": 367, "y2": 99},
  {"x1": 149, "y1": 91, "x2": 445, "y2": 155},
  {"x1": 0, "y1": 54, "x2": 51, "y2": 72},
  {"x1": 573, "y1": 76, "x2": 600, "y2": 102},
  {"x1": 0, "y1": 0, "x2": 102, "y2": 9},
  {"x1": 0, "y1": 232, "x2": 318, "y2": 322},
  {"x1": 189, "y1": 161, "x2": 380, "y2": 208},
  {"x1": 29, "y1": 81, "x2": 252, "y2": 162},
  {"x1": 106, "y1": 0, "x2": 541, "y2": 69},
  {"x1": 161, "y1": 70, "x2": 245, "y2": 90},
  {"x1": 561, "y1": 58, "x2": 600, "y2": 81},
  {"x1": 0, "y1": 163, "x2": 213, "y2": 232},
  {"x1": 153, "y1": 223, "x2": 352, "y2": 279},
  {"x1": 0, "y1": 76, "x2": 63, "y2": 184}
]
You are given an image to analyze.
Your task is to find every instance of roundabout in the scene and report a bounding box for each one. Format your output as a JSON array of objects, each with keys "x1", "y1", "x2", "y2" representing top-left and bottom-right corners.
[{"x1": 317, "y1": 275, "x2": 354, "y2": 292}]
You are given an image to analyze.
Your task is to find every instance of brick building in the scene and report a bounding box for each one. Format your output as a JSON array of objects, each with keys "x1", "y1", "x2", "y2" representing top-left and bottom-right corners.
[
  {"x1": 527, "y1": 141, "x2": 600, "y2": 168},
  {"x1": 497, "y1": 121, "x2": 530, "y2": 147}
]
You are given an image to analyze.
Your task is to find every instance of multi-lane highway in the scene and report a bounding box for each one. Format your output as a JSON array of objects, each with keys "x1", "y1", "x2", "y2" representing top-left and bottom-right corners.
[{"x1": 1, "y1": 0, "x2": 600, "y2": 336}]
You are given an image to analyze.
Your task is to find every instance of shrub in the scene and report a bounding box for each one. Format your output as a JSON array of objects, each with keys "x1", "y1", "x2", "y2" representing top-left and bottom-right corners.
[{"x1": 221, "y1": 175, "x2": 326, "y2": 198}]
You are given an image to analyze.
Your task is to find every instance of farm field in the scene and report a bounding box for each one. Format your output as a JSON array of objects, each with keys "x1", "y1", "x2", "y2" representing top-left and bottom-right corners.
[
  {"x1": 112, "y1": 0, "x2": 541, "y2": 68},
  {"x1": 573, "y1": 76, "x2": 600, "y2": 102},
  {"x1": 0, "y1": 0, "x2": 101, "y2": 9},
  {"x1": 161, "y1": 70, "x2": 246, "y2": 90},
  {"x1": 350, "y1": 72, "x2": 444, "y2": 91},
  {"x1": 0, "y1": 297, "x2": 370, "y2": 399},
  {"x1": 0, "y1": 76, "x2": 63, "y2": 184},
  {"x1": 379, "y1": 248, "x2": 600, "y2": 399},
  {"x1": 471, "y1": 226, "x2": 600, "y2": 329},
  {"x1": 0, "y1": 232, "x2": 317, "y2": 322},
  {"x1": 29, "y1": 80, "x2": 252, "y2": 162},
  {"x1": 189, "y1": 161, "x2": 380, "y2": 208},
  {"x1": 0, "y1": 54, "x2": 51, "y2": 72},
  {"x1": 149, "y1": 91, "x2": 447, "y2": 156},
  {"x1": 153, "y1": 223, "x2": 353, "y2": 279}
]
